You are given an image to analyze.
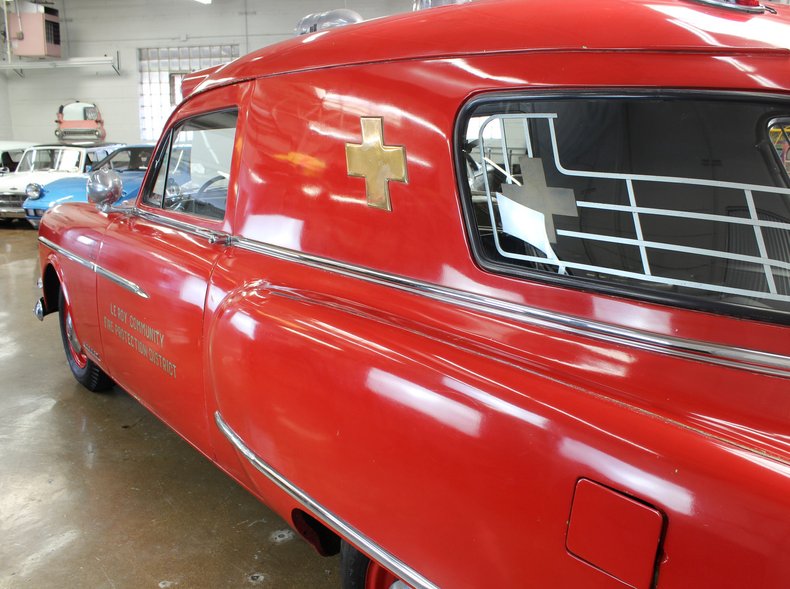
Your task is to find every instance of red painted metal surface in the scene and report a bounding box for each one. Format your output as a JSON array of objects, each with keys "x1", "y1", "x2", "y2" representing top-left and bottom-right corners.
[{"x1": 36, "y1": 0, "x2": 790, "y2": 587}]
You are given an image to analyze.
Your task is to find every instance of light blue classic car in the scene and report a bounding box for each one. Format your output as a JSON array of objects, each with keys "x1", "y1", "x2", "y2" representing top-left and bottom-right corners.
[{"x1": 23, "y1": 144, "x2": 154, "y2": 227}]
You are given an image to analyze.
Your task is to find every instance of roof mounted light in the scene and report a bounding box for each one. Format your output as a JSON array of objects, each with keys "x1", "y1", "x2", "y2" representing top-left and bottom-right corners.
[
  {"x1": 688, "y1": 0, "x2": 766, "y2": 13},
  {"x1": 295, "y1": 9, "x2": 363, "y2": 36},
  {"x1": 412, "y1": 0, "x2": 471, "y2": 10}
]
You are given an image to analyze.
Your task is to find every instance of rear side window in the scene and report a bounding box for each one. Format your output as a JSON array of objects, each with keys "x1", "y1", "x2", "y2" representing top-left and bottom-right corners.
[
  {"x1": 459, "y1": 95, "x2": 790, "y2": 322},
  {"x1": 144, "y1": 109, "x2": 238, "y2": 221},
  {"x1": 5, "y1": 149, "x2": 24, "y2": 167}
]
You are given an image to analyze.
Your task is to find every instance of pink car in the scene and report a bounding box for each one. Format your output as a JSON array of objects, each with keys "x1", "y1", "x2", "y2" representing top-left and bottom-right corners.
[{"x1": 55, "y1": 100, "x2": 106, "y2": 143}]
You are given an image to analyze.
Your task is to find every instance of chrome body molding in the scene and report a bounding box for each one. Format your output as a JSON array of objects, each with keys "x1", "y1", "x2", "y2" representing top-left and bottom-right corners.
[
  {"x1": 38, "y1": 236, "x2": 149, "y2": 299},
  {"x1": 39, "y1": 216, "x2": 790, "y2": 377},
  {"x1": 234, "y1": 237, "x2": 790, "y2": 378},
  {"x1": 133, "y1": 209, "x2": 231, "y2": 245},
  {"x1": 83, "y1": 342, "x2": 101, "y2": 362},
  {"x1": 94, "y1": 265, "x2": 149, "y2": 299},
  {"x1": 214, "y1": 412, "x2": 439, "y2": 589}
]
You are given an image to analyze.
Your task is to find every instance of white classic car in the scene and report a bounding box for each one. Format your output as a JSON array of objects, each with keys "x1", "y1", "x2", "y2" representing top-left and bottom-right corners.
[
  {"x1": 0, "y1": 143, "x2": 122, "y2": 221},
  {"x1": 0, "y1": 141, "x2": 34, "y2": 175}
]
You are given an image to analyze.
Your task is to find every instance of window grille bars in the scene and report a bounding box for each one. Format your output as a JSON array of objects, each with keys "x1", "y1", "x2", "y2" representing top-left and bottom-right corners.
[{"x1": 477, "y1": 113, "x2": 790, "y2": 304}]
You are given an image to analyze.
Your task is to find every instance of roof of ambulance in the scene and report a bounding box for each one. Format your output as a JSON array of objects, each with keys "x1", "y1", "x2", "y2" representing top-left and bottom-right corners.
[{"x1": 200, "y1": 0, "x2": 790, "y2": 87}]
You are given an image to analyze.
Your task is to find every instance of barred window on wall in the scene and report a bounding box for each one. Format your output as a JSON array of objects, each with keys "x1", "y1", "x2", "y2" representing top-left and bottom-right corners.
[{"x1": 137, "y1": 45, "x2": 240, "y2": 142}]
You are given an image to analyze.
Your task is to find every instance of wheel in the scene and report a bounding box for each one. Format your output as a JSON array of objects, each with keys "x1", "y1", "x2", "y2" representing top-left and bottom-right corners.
[
  {"x1": 340, "y1": 542, "x2": 410, "y2": 589},
  {"x1": 58, "y1": 288, "x2": 114, "y2": 392}
]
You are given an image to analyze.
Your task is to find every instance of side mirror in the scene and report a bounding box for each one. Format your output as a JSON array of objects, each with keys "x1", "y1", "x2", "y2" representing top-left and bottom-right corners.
[
  {"x1": 86, "y1": 164, "x2": 93, "y2": 172},
  {"x1": 87, "y1": 168, "x2": 123, "y2": 209}
]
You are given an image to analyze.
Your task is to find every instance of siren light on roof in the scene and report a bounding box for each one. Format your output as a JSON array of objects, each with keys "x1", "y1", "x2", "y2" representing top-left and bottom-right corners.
[{"x1": 295, "y1": 9, "x2": 363, "y2": 36}]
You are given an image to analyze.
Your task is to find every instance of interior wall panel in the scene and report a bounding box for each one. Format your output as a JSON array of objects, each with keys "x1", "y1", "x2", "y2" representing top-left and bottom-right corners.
[{"x1": 0, "y1": 74, "x2": 11, "y2": 137}]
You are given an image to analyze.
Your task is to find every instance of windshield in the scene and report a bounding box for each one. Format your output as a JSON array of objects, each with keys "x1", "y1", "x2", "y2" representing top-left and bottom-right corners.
[
  {"x1": 61, "y1": 101, "x2": 99, "y2": 121},
  {"x1": 16, "y1": 148, "x2": 83, "y2": 173}
]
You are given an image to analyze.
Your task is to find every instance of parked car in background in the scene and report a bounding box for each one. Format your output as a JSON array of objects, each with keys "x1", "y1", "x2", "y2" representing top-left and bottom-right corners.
[
  {"x1": 0, "y1": 143, "x2": 122, "y2": 222},
  {"x1": 23, "y1": 145, "x2": 154, "y2": 228},
  {"x1": 55, "y1": 100, "x2": 107, "y2": 143},
  {"x1": 0, "y1": 141, "x2": 35, "y2": 175},
  {"x1": 34, "y1": 0, "x2": 790, "y2": 587}
]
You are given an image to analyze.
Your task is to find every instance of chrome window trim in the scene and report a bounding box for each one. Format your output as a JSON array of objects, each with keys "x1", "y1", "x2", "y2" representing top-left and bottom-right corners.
[
  {"x1": 38, "y1": 236, "x2": 149, "y2": 299},
  {"x1": 234, "y1": 236, "x2": 790, "y2": 378},
  {"x1": 214, "y1": 412, "x2": 439, "y2": 589}
]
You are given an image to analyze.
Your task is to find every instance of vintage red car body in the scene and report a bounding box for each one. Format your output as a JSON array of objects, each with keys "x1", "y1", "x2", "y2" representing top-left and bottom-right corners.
[{"x1": 36, "y1": 0, "x2": 790, "y2": 587}]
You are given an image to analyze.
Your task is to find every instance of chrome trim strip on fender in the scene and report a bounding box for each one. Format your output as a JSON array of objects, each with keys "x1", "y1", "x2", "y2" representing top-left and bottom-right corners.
[
  {"x1": 94, "y1": 266, "x2": 150, "y2": 299},
  {"x1": 214, "y1": 412, "x2": 439, "y2": 589},
  {"x1": 234, "y1": 237, "x2": 790, "y2": 378},
  {"x1": 38, "y1": 236, "x2": 149, "y2": 299}
]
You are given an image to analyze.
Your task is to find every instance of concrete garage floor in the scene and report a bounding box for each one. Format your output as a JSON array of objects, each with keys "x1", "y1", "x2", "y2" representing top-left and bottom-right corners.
[{"x1": 0, "y1": 224, "x2": 339, "y2": 589}]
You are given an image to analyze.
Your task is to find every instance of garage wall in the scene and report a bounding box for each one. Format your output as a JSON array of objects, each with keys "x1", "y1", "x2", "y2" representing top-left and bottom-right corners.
[
  {"x1": 0, "y1": 73, "x2": 10, "y2": 137},
  {"x1": 1, "y1": 0, "x2": 409, "y2": 143}
]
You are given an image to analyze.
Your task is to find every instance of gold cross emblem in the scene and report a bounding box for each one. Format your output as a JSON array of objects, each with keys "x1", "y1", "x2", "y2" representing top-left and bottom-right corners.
[{"x1": 345, "y1": 117, "x2": 408, "y2": 211}]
